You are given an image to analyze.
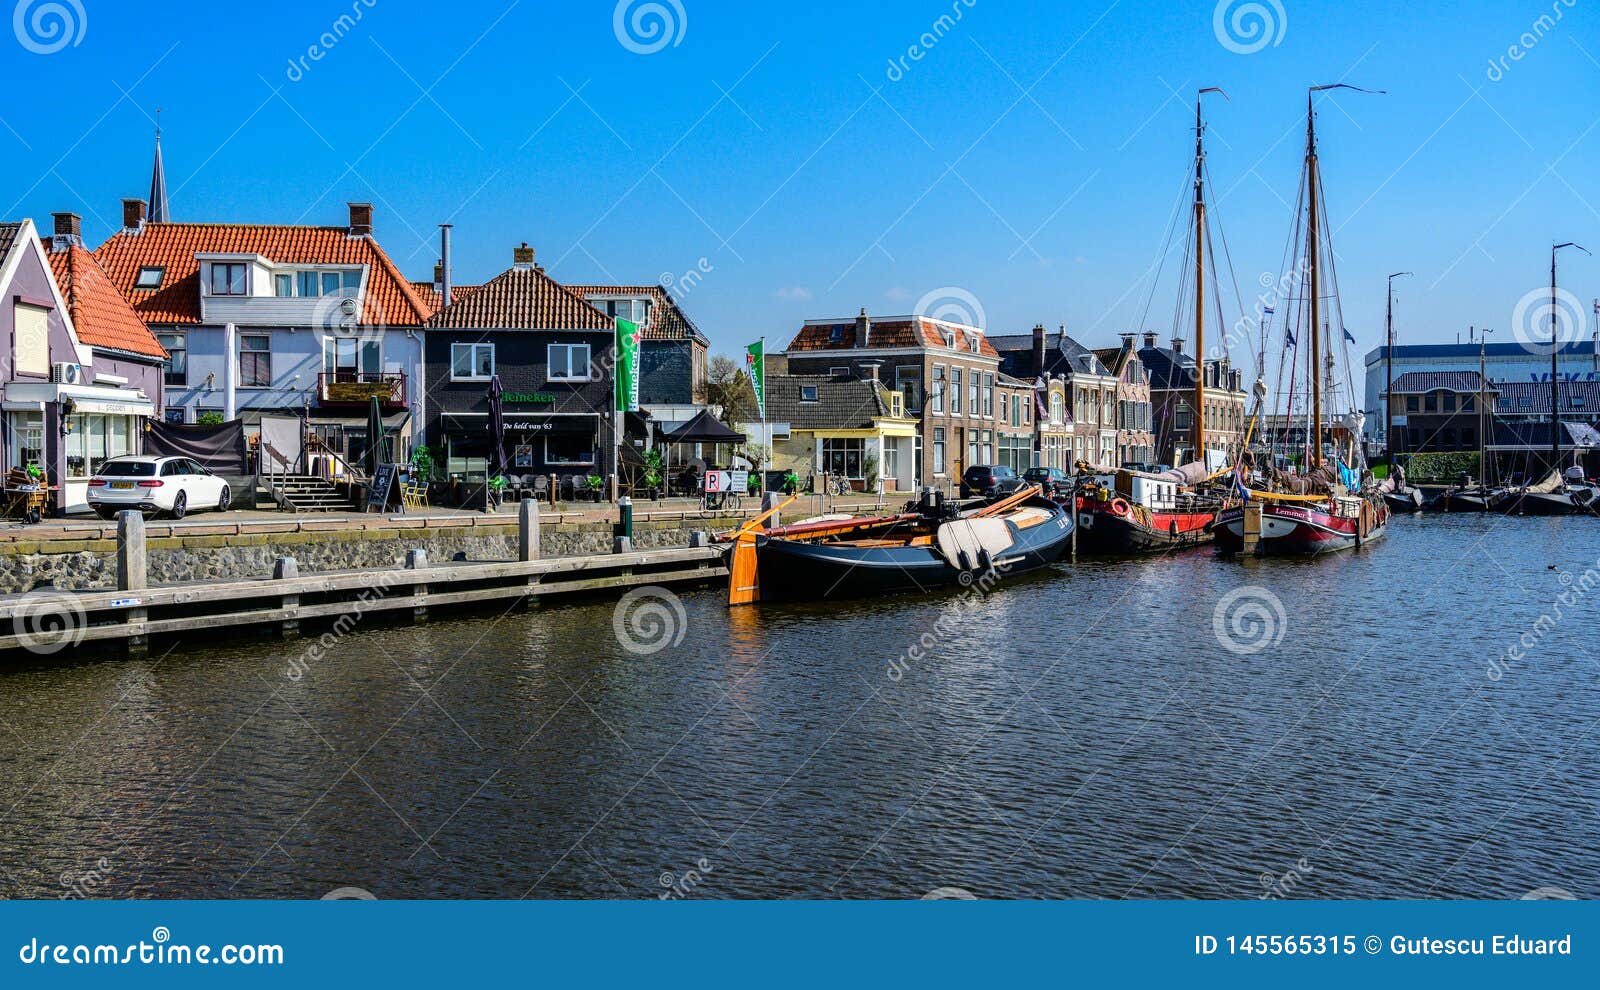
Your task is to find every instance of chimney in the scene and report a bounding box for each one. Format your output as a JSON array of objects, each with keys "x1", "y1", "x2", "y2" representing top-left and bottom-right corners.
[
  {"x1": 855, "y1": 307, "x2": 871, "y2": 348},
  {"x1": 51, "y1": 212, "x2": 81, "y2": 247},
  {"x1": 513, "y1": 242, "x2": 536, "y2": 271},
  {"x1": 122, "y1": 198, "x2": 147, "y2": 231},
  {"x1": 860, "y1": 361, "x2": 881, "y2": 383},
  {"x1": 1032, "y1": 323, "x2": 1046, "y2": 377},
  {"x1": 1171, "y1": 336, "x2": 1184, "y2": 356},
  {"x1": 432, "y1": 262, "x2": 444, "y2": 294},
  {"x1": 347, "y1": 202, "x2": 373, "y2": 236},
  {"x1": 439, "y1": 224, "x2": 453, "y2": 306},
  {"x1": 1142, "y1": 331, "x2": 1158, "y2": 349}
]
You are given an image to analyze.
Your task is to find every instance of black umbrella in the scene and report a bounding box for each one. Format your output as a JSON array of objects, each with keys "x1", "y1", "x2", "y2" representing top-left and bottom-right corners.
[
  {"x1": 487, "y1": 374, "x2": 507, "y2": 481},
  {"x1": 364, "y1": 395, "x2": 384, "y2": 478}
]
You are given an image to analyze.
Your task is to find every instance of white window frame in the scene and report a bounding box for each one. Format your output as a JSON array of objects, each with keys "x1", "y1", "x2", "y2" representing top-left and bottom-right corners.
[
  {"x1": 547, "y1": 343, "x2": 592, "y2": 383},
  {"x1": 451, "y1": 342, "x2": 494, "y2": 382},
  {"x1": 134, "y1": 266, "x2": 165, "y2": 289}
]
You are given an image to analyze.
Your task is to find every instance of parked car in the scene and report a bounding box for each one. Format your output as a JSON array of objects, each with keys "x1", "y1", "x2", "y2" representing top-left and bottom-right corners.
[
  {"x1": 87, "y1": 456, "x2": 231, "y2": 520},
  {"x1": 960, "y1": 464, "x2": 1022, "y2": 499},
  {"x1": 1022, "y1": 466, "x2": 1070, "y2": 495}
]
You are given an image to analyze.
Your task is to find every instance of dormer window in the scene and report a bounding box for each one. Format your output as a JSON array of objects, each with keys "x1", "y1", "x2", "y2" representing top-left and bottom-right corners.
[
  {"x1": 209, "y1": 263, "x2": 246, "y2": 295},
  {"x1": 829, "y1": 326, "x2": 845, "y2": 343},
  {"x1": 134, "y1": 266, "x2": 164, "y2": 289}
]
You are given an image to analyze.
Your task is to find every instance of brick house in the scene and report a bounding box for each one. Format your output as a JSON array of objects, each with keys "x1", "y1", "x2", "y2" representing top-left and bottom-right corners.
[
  {"x1": 1382, "y1": 370, "x2": 1494, "y2": 454},
  {"x1": 759, "y1": 372, "x2": 919, "y2": 492},
  {"x1": 1137, "y1": 333, "x2": 1248, "y2": 466},
  {"x1": 1093, "y1": 336, "x2": 1156, "y2": 466},
  {"x1": 566, "y1": 283, "x2": 708, "y2": 432},
  {"x1": 992, "y1": 324, "x2": 1120, "y2": 467},
  {"x1": 783, "y1": 309, "x2": 1003, "y2": 492},
  {"x1": 423, "y1": 246, "x2": 616, "y2": 483}
]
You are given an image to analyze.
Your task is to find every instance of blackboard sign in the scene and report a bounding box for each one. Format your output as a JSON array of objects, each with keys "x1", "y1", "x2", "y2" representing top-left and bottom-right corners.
[{"x1": 367, "y1": 462, "x2": 399, "y2": 512}]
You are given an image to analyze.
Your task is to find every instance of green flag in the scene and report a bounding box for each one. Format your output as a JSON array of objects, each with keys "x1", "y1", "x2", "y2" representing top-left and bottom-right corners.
[
  {"x1": 745, "y1": 339, "x2": 765, "y2": 419},
  {"x1": 615, "y1": 318, "x2": 640, "y2": 412}
]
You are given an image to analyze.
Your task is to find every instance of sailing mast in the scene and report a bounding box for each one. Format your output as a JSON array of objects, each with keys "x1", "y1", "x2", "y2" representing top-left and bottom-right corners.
[
  {"x1": 1192, "y1": 87, "x2": 1226, "y2": 467},
  {"x1": 1305, "y1": 92, "x2": 1322, "y2": 470},
  {"x1": 1384, "y1": 272, "x2": 1411, "y2": 467},
  {"x1": 1550, "y1": 242, "x2": 1589, "y2": 477}
]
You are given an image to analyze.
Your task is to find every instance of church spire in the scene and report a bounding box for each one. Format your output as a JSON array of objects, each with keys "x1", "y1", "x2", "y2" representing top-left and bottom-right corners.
[{"x1": 148, "y1": 109, "x2": 169, "y2": 223}]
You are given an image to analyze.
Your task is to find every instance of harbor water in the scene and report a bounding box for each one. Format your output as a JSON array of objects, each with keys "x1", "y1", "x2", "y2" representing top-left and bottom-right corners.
[{"x1": 3, "y1": 515, "x2": 1597, "y2": 900}]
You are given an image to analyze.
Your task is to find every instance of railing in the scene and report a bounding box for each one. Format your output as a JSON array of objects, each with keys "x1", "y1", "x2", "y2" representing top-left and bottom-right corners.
[
  {"x1": 304, "y1": 434, "x2": 366, "y2": 486},
  {"x1": 317, "y1": 371, "x2": 406, "y2": 406}
]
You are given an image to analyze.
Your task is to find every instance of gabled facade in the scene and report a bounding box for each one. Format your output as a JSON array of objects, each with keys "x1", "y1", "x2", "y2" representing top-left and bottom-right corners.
[
  {"x1": 992, "y1": 324, "x2": 1120, "y2": 467},
  {"x1": 1137, "y1": 332, "x2": 1248, "y2": 466},
  {"x1": 1093, "y1": 336, "x2": 1156, "y2": 466},
  {"x1": 566, "y1": 283, "x2": 709, "y2": 431},
  {"x1": 94, "y1": 201, "x2": 432, "y2": 466},
  {"x1": 784, "y1": 309, "x2": 1002, "y2": 490},
  {"x1": 0, "y1": 214, "x2": 167, "y2": 512},
  {"x1": 423, "y1": 245, "x2": 617, "y2": 482}
]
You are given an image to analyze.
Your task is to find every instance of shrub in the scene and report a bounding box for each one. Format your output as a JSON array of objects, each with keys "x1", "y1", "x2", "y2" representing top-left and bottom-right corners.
[{"x1": 1405, "y1": 450, "x2": 1479, "y2": 484}]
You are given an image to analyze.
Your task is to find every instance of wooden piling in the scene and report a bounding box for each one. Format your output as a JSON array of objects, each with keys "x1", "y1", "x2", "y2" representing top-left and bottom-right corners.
[
  {"x1": 273, "y1": 556, "x2": 300, "y2": 639},
  {"x1": 519, "y1": 499, "x2": 541, "y2": 562}
]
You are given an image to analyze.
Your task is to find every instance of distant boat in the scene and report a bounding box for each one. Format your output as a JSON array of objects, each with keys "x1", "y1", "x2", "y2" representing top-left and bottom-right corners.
[{"x1": 727, "y1": 487, "x2": 1072, "y2": 604}]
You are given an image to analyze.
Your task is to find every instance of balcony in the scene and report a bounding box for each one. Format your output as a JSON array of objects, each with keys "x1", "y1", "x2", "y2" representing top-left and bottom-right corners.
[{"x1": 318, "y1": 371, "x2": 407, "y2": 408}]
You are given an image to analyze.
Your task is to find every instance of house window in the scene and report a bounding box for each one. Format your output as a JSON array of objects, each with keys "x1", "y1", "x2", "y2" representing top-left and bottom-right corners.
[
  {"x1": 980, "y1": 430, "x2": 993, "y2": 464},
  {"x1": 239, "y1": 334, "x2": 271, "y2": 386},
  {"x1": 1462, "y1": 396, "x2": 1475, "y2": 411},
  {"x1": 829, "y1": 366, "x2": 850, "y2": 377},
  {"x1": 158, "y1": 332, "x2": 186, "y2": 386},
  {"x1": 933, "y1": 427, "x2": 946, "y2": 474},
  {"x1": 451, "y1": 342, "x2": 494, "y2": 381},
  {"x1": 981, "y1": 373, "x2": 994, "y2": 417},
  {"x1": 1443, "y1": 394, "x2": 1456, "y2": 412},
  {"x1": 968, "y1": 374, "x2": 979, "y2": 414},
  {"x1": 134, "y1": 266, "x2": 164, "y2": 289},
  {"x1": 65, "y1": 413, "x2": 134, "y2": 480},
  {"x1": 1050, "y1": 392, "x2": 1064, "y2": 423},
  {"x1": 967, "y1": 431, "x2": 978, "y2": 466},
  {"x1": 548, "y1": 343, "x2": 592, "y2": 382},
  {"x1": 800, "y1": 385, "x2": 819, "y2": 402},
  {"x1": 546, "y1": 433, "x2": 596, "y2": 466},
  {"x1": 325, "y1": 336, "x2": 380, "y2": 376},
  {"x1": 1424, "y1": 393, "x2": 1438, "y2": 412},
  {"x1": 6, "y1": 412, "x2": 43, "y2": 472},
  {"x1": 274, "y1": 274, "x2": 293, "y2": 296},
  {"x1": 209, "y1": 263, "x2": 246, "y2": 295},
  {"x1": 950, "y1": 369, "x2": 963, "y2": 413},
  {"x1": 821, "y1": 437, "x2": 865, "y2": 479},
  {"x1": 931, "y1": 365, "x2": 946, "y2": 413},
  {"x1": 896, "y1": 366, "x2": 921, "y2": 410},
  {"x1": 1406, "y1": 396, "x2": 1419, "y2": 412},
  {"x1": 829, "y1": 326, "x2": 845, "y2": 343}
]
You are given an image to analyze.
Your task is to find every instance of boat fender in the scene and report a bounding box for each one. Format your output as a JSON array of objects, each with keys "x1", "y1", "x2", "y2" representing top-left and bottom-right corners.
[
  {"x1": 956, "y1": 550, "x2": 973, "y2": 572},
  {"x1": 977, "y1": 548, "x2": 993, "y2": 573},
  {"x1": 1110, "y1": 498, "x2": 1131, "y2": 516}
]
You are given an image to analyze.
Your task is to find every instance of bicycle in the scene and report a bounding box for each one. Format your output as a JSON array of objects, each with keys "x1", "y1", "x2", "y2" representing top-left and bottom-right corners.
[
  {"x1": 700, "y1": 487, "x2": 742, "y2": 517},
  {"x1": 813, "y1": 472, "x2": 852, "y2": 497}
]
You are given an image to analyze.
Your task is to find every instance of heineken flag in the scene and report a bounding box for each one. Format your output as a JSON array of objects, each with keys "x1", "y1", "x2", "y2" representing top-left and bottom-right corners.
[
  {"x1": 745, "y1": 340, "x2": 765, "y2": 419},
  {"x1": 615, "y1": 318, "x2": 641, "y2": 412}
]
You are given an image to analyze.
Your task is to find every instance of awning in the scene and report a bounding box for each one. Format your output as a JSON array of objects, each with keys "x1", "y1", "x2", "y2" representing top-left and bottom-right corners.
[
  {"x1": 69, "y1": 396, "x2": 156, "y2": 416},
  {"x1": 660, "y1": 409, "x2": 745, "y2": 444},
  {"x1": 307, "y1": 409, "x2": 413, "y2": 431}
]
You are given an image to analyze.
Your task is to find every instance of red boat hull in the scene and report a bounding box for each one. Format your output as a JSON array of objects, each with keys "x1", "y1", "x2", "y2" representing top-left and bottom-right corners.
[
  {"x1": 1211, "y1": 499, "x2": 1388, "y2": 556},
  {"x1": 1071, "y1": 496, "x2": 1216, "y2": 553}
]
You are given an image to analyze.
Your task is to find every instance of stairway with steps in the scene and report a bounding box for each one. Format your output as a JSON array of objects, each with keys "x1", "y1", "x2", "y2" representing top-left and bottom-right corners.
[{"x1": 265, "y1": 475, "x2": 360, "y2": 512}]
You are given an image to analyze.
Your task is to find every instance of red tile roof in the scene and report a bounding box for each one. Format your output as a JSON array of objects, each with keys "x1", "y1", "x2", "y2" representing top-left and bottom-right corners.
[
  {"x1": 93, "y1": 222, "x2": 432, "y2": 326},
  {"x1": 786, "y1": 317, "x2": 997, "y2": 356},
  {"x1": 425, "y1": 266, "x2": 613, "y2": 330},
  {"x1": 43, "y1": 239, "x2": 166, "y2": 359},
  {"x1": 565, "y1": 284, "x2": 706, "y2": 341},
  {"x1": 409, "y1": 280, "x2": 480, "y2": 315}
]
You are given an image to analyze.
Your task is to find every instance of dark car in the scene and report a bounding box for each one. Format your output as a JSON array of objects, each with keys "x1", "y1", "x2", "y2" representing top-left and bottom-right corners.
[
  {"x1": 1022, "y1": 466, "x2": 1069, "y2": 495},
  {"x1": 961, "y1": 464, "x2": 1022, "y2": 499}
]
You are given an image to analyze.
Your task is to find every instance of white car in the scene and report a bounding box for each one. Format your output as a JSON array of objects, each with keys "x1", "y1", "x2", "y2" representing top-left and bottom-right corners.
[{"x1": 87, "y1": 455, "x2": 231, "y2": 520}]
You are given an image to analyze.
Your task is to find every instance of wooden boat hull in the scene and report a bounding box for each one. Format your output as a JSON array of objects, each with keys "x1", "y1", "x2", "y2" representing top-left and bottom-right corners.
[
  {"x1": 1433, "y1": 488, "x2": 1503, "y2": 513},
  {"x1": 1382, "y1": 489, "x2": 1424, "y2": 514},
  {"x1": 1212, "y1": 500, "x2": 1388, "y2": 556},
  {"x1": 1498, "y1": 491, "x2": 1581, "y2": 516},
  {"x1": 751, "y1": 498, "x2": 1072, "y2": 602},
  {"x1": 1071, "y1": 497, "x2": 1216, "y2": 554}
]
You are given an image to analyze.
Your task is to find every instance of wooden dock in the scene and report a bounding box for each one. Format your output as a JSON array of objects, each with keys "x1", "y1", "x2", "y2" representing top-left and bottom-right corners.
[{"x1": 0, "y1": 506, "x2": 728, "y2": 657}]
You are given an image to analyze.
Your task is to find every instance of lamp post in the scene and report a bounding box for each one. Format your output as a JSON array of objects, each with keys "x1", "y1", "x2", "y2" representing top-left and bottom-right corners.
[{"x1": 1384, "y1": 271, "x2": 1413, "y2": 467}]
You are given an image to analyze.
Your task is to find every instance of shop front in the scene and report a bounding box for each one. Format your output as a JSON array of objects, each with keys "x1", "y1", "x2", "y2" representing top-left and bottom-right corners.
[
  {"x1": 440, "y1": 411, "x2": 606, "y2": 483},
  {"x1": 2, "y1": 383, "x2": 157, "y2": 513}
]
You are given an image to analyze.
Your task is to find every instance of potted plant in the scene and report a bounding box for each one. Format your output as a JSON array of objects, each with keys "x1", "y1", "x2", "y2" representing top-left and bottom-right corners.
[
  {"x1": 487, "y1": 474, "x2": 507, "y2": 510},
  {"x1": 410, "y1": 444, "x2": 434, "y2": 485},
  {"x1": 586, "y1": 474, "x2": 605, "y2": 503},
  {"x1": 782, "y1": 470, "x2": 800, "y2": 495},
  {"x1": 642, "y1": 450, "x2": 665, "y2": 500}
]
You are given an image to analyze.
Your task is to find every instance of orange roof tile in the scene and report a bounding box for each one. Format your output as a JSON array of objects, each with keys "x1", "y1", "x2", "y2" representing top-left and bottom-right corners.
[
  {"x1": 564, "y1": 284, "x2": 706, "y2": 341},
  {"x1": 93, "y1": 222, "x2": 432, "y2": 327},
  {"x1": 43, "y1": 240, "x2": 166, "y2": 359},
  {"x1": 786, "y1": 317, "x2": 997, "y2": 356},
  {"x1": 425, "y1": 266, "x2": 612, "y2": 330}
]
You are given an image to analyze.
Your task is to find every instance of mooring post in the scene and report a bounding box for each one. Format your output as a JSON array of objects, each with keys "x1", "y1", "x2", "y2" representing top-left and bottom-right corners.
[
  {"x1": 273, "y1": 556, "x2": 300, "y2": 639},
  {"x1": 519, "y1": 499, "x2": 541, "y2": 561},
  {"x1": 405, "y1": 548, "x2": 428, "y2": 623},
  {"x1": 614, "y1": 535, "x2": 633, "y2": 554},
  {"x1": 689, "y1": 530, "x2": 710, "y2": 548},
  {"x1": 761, "y1": 491, "x2": 781, "y2": 528},
  {"x1": 116, "y1": 510, "x2": 149, "y2": 655}
]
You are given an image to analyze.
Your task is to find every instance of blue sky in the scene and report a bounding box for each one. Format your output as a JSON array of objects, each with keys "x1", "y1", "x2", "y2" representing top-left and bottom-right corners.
[{"x1": 3, "y1": 0, "x2": 1597, "y2": 364}]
